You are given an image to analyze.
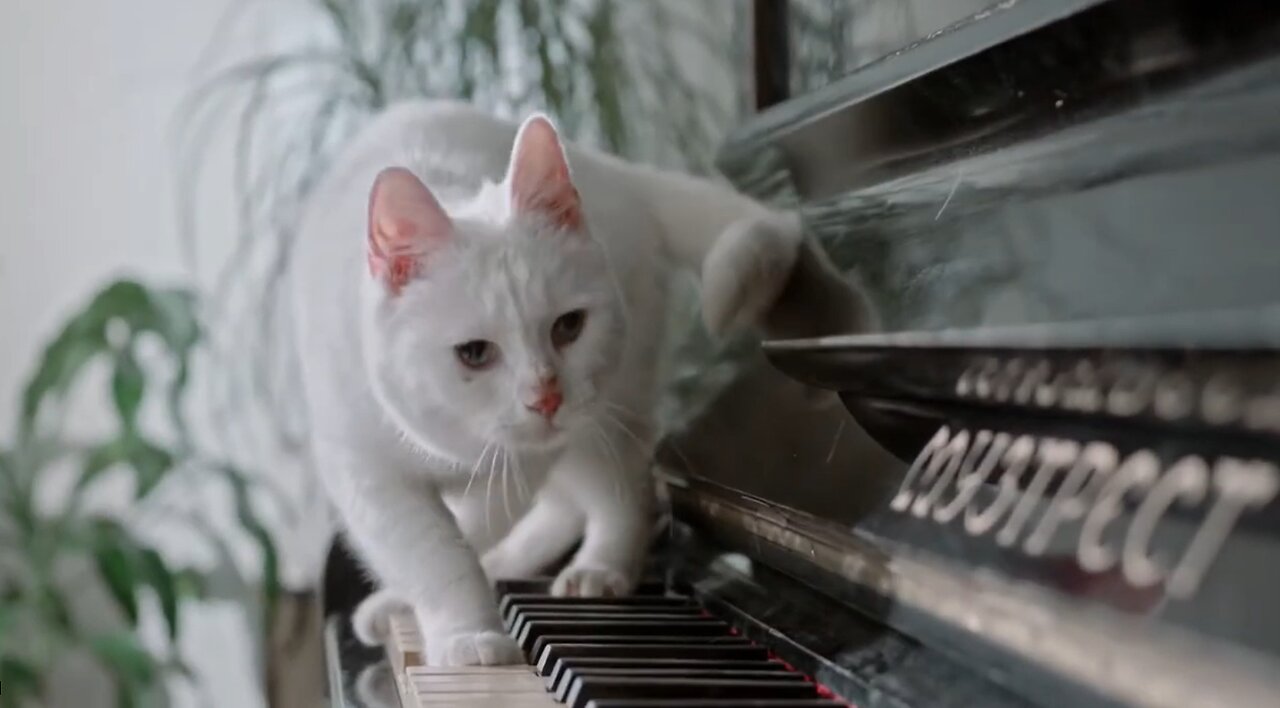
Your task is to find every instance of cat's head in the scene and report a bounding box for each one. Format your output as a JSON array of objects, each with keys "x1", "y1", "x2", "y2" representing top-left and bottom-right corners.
[{"x1": 361, "y1": 114, "x2": 625, "y2": 457}]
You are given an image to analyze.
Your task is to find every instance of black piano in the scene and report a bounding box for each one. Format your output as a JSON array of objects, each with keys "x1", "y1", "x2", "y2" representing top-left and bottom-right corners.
[{"x1": 322, "y1": 1, "x2": 1280, "y2": 706}]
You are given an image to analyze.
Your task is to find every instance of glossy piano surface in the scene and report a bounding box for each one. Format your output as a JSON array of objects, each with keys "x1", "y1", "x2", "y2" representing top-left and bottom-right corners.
[
  {"x1": 721, "y1": 0, "x2": 1280, "y2": 331},
  {"x1": 659, "y1": 0, "x2": 1280, "y2": 706}
]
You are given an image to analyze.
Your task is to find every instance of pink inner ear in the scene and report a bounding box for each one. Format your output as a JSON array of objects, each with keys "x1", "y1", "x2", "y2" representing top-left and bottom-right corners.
[
  {"x1": 507, "y1": 116, "x2": 584, "y2": 232},
  {"x1": 367, "y1": 167, "x2": 452, "y2": 294}
]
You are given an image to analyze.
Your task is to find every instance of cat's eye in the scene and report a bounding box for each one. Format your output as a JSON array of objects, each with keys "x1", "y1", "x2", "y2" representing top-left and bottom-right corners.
[
  {"x1": 551, "y1": 309, "x2": 587, "y2": 348},
  {"x1": 454, "y1": 340, "x2": 496, "y2": 369}
]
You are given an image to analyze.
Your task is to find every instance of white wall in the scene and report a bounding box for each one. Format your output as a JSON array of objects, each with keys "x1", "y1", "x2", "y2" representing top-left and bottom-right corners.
[
  {"x1": 0, "y1": 2, "x2": 296, "y2": 706},
  {"x1": 0, "y1": 0, "x2": 242, "y2": 429}
]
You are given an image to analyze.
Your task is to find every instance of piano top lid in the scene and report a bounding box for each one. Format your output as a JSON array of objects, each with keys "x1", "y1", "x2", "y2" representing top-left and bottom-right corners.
[
  {"x1": 723, "y1": 0, "x2": 1113, "y2": 157},
  {"x1": 764, "y1": 305, "x2": 1280, "y2": 355},
  {"x1": 720, "y1": 0, "x2": 1280, "y2": 200}
]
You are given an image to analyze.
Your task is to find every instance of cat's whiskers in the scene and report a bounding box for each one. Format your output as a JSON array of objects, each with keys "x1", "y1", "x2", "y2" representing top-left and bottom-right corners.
[
  {"x1": 464, "y1": 441, "x2": 491, "y2": 497},
  {"x1": 599, "y1": 409, "x2": 649, "y2": 453},
  {"x1": 604, "y1": 404, "x2": 702, "y2": 481},
  {"x1": 596, "y1": 422, "x2": 626, "y2": 472},
  {"x1": 484, "y1": 444, "x2": 500, "y2": 534},
  {"x1": 510, "y1": 451, "x2": 530, "y2": 503},
  {"x1": 602, "y1": 400, "x2": 640, "y2": 420},
  {"x1": 591, "y1": 422, "x2": 626, "y2": 505},
  {"x1": 500, "y1": 447, "x2": 514, "y2": 523}
]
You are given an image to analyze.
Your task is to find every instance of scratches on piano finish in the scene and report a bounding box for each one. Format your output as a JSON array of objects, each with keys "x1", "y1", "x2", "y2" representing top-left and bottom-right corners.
[
  {"x1": 666, "y1": 522, "x2": 1033, "y2": 708},
  {"x1": 669, "y1": 472, "x2": 1280, "y2": 708}
]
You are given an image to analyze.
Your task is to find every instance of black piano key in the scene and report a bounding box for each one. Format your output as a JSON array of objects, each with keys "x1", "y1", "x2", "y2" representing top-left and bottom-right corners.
[
  {"x1": 517, "y1": 619, "x2": 729, "y2": 654},
  {"x1": 538, "y1": 643, "x2": 770, "y2": 676},
  {"x1": 500, "y1": 594, "x2": 691, "y2": 622},
  {"x1": 508, "y1": 601, "x2": 701, "y2": 615},
  {"x1": 506, "y1": 603, "x2": 701, "y2": 632},
  {"x1": 508, "y1": 605, "x2": 704, "y2": 632},
  {"x1": 495, "y1": 578, "x2": 557, "y2": 595},
  {"x1": 556, "y1": 669, "x2": 810, "y2": 703},
  {"x1": 508, "y1": 601, "x2": 699, "y2": 617},
  {"x1": 512, "y1": 611, "x2": 708, "y2": 638},
  {"x1": 531, "y1": 634, "x2": 751, "y2": 663},
  {"x1": 495, "y1": 578, "x2": 666, "y2": 600},
  {"x1": 565, "y1": 678, "x2": 819, "y2": 708},
  {"x1": 547, "y1": 658, "x2": 791, "y2": 692},
  {"x1": 583, "y1": 696, "x2": 849, "y2": 701}
]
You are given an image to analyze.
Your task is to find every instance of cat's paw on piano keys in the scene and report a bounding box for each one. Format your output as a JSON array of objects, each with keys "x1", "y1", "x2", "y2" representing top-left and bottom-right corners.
[
  {"x1": 351, "y1": 590, "x2": 524, "y2": 667},
  {"x1": 428, "y1": 629, "x2": 523, "y2": 666},
  {"x1": 551, "y1": 563, "x2": 632, "y2": 597}
]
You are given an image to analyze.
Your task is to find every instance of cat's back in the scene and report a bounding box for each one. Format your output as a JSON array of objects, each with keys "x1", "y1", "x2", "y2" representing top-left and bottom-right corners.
[{"x1": 298, "y1": 100, "x2": 515, "y2": 248}]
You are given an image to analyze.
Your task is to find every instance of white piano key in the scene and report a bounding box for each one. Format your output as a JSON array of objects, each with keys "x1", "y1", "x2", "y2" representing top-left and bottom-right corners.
[
  {"x1": 407, "y1": 673, "x2": 544, "y2": 692},
  {"x1": 387, "y1": 610, "x2": 425, "y2": 676},
  {"x1": 408, "y1": 666, "x2": 534, "y2": 675},
  {"x1": 389, "y1": 610, "x2": 555, "y2": 706},
  {"x1": 411, "y1": 695, "x2": 555, "y2": 708},
  {"x1": 406, "y1": 667, "x2": 554, "y2": 707}
]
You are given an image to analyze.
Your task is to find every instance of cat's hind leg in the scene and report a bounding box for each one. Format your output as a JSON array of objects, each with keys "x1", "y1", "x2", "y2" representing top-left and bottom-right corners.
[{"x1": 352, "y1": 588, "x2": 411, "y2": 646}]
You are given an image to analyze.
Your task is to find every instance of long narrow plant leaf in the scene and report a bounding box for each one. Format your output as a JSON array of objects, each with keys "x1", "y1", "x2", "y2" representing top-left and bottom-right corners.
[
  {"x1": 111, "y1": 347, "x2": 145, "y2": 433},
  {"x1": 89, "y1": 632, "x2": 156, "y2": 708},
  {"x1": 91, "y1": 523, "x2": 141, "y2": 626},
  {"x1": 0, "y1": 657, "x2": 41, "y2": 707},
  {"x1": 137, "y1": 549, "x2": 180, "y2": 642}
]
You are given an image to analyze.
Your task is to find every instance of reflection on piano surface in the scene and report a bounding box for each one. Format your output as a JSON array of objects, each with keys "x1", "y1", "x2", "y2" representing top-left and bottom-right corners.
[{"x1": 323, "y1": 1, "x2": 1280, "y2": 706}]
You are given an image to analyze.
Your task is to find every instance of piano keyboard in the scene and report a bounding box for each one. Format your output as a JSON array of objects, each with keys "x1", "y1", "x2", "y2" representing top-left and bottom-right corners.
[{"x1": 384, "y1": 584, "x2": 848, "y2": 708}]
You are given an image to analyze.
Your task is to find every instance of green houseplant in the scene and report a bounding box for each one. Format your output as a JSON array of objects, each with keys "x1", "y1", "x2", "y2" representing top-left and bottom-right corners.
[{"x1": 0, "y1": 279, "x2": 278, "y2": 708}]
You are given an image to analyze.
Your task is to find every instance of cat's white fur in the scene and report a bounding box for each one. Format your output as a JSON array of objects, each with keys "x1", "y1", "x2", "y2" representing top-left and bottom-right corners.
[{"x1": 290, "y1": 100, "x2": 843, "y2": 666}]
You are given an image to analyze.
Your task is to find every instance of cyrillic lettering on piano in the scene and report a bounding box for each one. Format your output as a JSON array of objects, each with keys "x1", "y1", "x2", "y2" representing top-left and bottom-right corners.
[
  {"x1": 954, "y1": 354, "x2": 1280, "y2": 433},
  {"x1": 891, "y1": 425, "x2": 1280, "y2": 600}
]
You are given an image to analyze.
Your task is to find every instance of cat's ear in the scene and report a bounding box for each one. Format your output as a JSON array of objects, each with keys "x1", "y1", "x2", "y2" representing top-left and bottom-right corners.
[
  {"x1": 367, "y1": 167, "x2": 452, "y2": 294},
  {"x1": 505, "y1": 114, "x2": 584, "y2": 232}
]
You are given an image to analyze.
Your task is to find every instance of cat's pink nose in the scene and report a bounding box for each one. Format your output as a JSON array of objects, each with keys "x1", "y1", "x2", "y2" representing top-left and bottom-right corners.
[{"x1": 527, "y1": 380, "x2": 562, "y2": 420}]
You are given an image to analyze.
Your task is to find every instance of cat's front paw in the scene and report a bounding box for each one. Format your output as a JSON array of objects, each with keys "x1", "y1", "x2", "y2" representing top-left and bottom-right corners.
[
  {"x1": 428, "y1": 630, "x2": 523, "y2": 666},
  {"x1": 552, "y1": 564, "x2": 633, "y2": 597},
  {"x1": 481, "y1": 547, "x2": 532, "y2": 584},
  {"x1": 701, "y1": 212, "x2": 803, "y2": 337}
]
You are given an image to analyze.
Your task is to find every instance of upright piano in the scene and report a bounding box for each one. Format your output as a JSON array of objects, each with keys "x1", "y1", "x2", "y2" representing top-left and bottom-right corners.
[{"x1": 321, "y1": 1, "x2": 1280, "y2": 706}]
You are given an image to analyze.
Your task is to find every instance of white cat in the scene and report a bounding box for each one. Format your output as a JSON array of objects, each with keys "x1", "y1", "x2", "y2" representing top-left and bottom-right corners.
[{"x1": 290, "y1": 100, "x2": 865, "y2": 666}]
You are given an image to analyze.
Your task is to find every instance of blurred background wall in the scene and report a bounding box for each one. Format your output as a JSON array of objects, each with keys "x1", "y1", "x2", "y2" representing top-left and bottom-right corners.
[
  {"x1": 1, "y1": 3, "x2": 302, "y2": 706},
  {"x1": 1, "y1": 0, "x2": 235, "y2": 433}
]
